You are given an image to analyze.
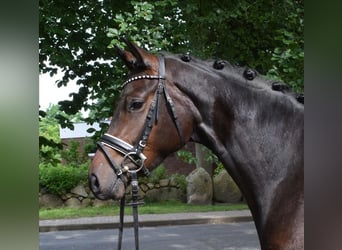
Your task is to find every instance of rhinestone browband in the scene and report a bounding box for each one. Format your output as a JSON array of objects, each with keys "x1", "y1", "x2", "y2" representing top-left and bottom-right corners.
[{"x1": 122, "y1": 75, "x2": 165, "y2": 88}]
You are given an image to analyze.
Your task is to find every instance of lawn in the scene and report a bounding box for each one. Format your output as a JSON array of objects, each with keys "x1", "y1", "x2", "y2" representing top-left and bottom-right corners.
[{"x1": 39, "y1": 201, "x2": 248, "y2": 220}]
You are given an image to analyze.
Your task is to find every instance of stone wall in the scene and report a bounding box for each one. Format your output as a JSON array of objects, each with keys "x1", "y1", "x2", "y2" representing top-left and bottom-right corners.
[
  {"x1": 39, "y1": 178, "x2": 186, "y2": 208},
  {"x1": 39, "y1": 168, "x2": 243, "y2": 209}
]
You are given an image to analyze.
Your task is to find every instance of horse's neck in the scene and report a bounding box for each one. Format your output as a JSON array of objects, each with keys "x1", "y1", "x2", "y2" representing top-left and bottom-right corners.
[
  {"x1": 222, "y1": 97, "x2": 303, "y2": 216},
  {"x1": 189, "y1": 77, "x2": 304, "y2": 241}
]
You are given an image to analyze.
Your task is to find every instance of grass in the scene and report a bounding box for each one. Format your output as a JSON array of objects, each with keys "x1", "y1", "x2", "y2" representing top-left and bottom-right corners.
[{"x1": 39, "y1": 201, "x2": 248, "y2": 220}]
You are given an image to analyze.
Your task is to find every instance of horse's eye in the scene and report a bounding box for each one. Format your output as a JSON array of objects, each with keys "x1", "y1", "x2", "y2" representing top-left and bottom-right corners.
[{"x1": 128, "y1": 100, "x2": 144, "y2": 111}]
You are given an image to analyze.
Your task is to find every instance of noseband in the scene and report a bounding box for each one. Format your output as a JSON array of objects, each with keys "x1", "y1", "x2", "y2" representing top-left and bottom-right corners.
[{"x1": 95, "y1": 54, "x2": 184, "y2": 250}]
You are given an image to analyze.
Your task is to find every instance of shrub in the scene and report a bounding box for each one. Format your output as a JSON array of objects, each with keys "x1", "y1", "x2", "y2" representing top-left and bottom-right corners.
[
  {"x1": 170, "y1": 173, "x2": 187, "y2": 194},
  {"x1": 39, "y1": 163, "x2": 89, "y2": 195},
  {"x1": 176, "y1": 149, "x2": 197, "y2": 164},
  {"x1": 148, "y1": 165, "x2": 168, "y2": 184},
  {"x1": 61, "y1": 140, "x2": 91, "y2": 167},
  {"x1": 213, "y1": 162, "x2": 225, "y2": 177}
]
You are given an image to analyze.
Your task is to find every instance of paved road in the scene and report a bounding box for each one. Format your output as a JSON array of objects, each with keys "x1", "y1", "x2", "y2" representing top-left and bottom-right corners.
[{"x1": 40, "y1": 222, "x2": 260, "y2": 250}]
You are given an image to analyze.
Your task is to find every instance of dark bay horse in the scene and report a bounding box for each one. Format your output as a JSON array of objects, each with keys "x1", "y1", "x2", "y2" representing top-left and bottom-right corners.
[{"x1": 89, "y1": 39, "x2": 304, "y2": 250}]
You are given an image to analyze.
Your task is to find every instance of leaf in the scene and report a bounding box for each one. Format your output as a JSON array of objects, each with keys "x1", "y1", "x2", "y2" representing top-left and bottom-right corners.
[
  {"x1": 107, "y1": 28, "x2": 119, "y2": 37},
  {"x1": 144, "y1": 14, "x2": 153, "y2": 21},
  {"x1": 115, "y1": 13, "x2": 124, "y2": 22},
  {"x1": 86, "y1": 127, "x2": 96, "y2": 133},
  {"x1": 39, "y1": 110, "x2": 47, "y2": 118}
]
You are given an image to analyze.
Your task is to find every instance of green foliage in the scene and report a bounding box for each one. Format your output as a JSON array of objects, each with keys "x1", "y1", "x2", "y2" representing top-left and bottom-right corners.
[
  {"x1": 39, "y1": 137, "x2": 62, "y2": 166},
  {"x1": 204, "y1": 148, "x2": 219, "y2": 165},
  {"x1": 183, "y1": 0, "x2": 303, "y2": 91},
  {"x1": 170, "y1": 173, "x2": 187, "y2": 194},
  {"x1": 40, "y1": 201, "x2": 248, "y2": 220},
  {"x1": 39, "y1": 104, "x2": 63, "y2": 165},
  {"x1": 148, "y1": 165, "x2": 168, "y2": 184},
  {"x1": 82, "y1": 137, "x2": 97, "y2": 158},
  {"x1": 143, "y1": 165, "x2": 187, "y2": 194},
  {"x1": 39, "y1": 104, "x2": 92, "y2": 165},
  {"x1": 39, "y1": 163, "x2": 89, "y2": 195},
  {"x1": 139, "y1": 165, "x2": 187, "y2": 194},
  {"x1": 213, "y1": 162, "x2": 225, "y2": 177},
  {"x1": 266, "y1": 1, "x2": 304, "y2": 92},
  {"x1": 176, "y1": 149, "x2": 197, "y2": 164},
  {"x1": 177, "y1": 146, "x2": 223, "y2": 176},
  {"x1": 60, "y1": 140, "x2": 89, "y2": 167},
  {"x1": 107, "y1": 0, "x2": 187, "y2": 52},
  {"x1": 40, "y1": 0, "x2": 304, "y2": 146}
]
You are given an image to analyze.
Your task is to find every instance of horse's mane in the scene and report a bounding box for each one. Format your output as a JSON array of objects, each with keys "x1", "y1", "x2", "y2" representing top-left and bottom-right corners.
[{"x1": 165, "y1": 53, "x2": 303, "y2": 105}]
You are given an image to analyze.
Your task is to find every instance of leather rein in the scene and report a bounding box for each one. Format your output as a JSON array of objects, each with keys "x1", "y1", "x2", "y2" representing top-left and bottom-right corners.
[{"x1": 96, "y1": 55, "x2": 184, "y2": 250}]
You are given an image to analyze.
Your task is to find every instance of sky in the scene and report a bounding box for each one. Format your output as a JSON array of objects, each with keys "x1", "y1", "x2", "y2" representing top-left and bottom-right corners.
[{"x1": 39, "y1": 72, "x2": 80, "y2": 111}]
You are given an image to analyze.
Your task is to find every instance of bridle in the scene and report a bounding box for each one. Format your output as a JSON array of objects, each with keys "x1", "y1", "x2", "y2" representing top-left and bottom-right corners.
[
  {"x1": 97, "y1": 54, "x2": 184, "y2": 180},
  {"x1": 96, "y1": 54, "x2": 184, "y2": 250}
]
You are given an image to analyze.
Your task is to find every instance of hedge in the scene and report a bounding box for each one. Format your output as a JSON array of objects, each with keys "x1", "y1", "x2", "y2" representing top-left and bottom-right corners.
[
  {"x1": 39, "y1": 163, "x2": 187, "y2": 196},
  {"x1": 39, "y1": 163, "x2": 89, "y2": 196}
]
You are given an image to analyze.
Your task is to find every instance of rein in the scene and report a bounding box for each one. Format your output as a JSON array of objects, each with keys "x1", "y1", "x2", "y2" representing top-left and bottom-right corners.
[{"x1": 96, "y1": 55, "x2": 184, "y2": 250}]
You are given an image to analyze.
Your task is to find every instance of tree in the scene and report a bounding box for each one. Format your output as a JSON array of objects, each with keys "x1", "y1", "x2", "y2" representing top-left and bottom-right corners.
[
  {"x1": 177, "y1": 0, "x2": 303, "y2": 91},
  {"x1": 39, "y1": 104, "x2": 63, "y2": 165},
  {"x1": 39, "y1": 0, "x2": 304, "y2": 157},
  {"x1": 39, "y1": 104, "x2": 86, "y2": 165}
]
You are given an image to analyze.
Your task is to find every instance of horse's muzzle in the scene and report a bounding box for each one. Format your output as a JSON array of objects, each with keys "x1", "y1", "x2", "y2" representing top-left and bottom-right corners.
[
  {"x1": 88, "y1": 161, "x2": 126, "y2": 200},
  {"x1": 89, "y1": 174, "x2": 101, "y2": 195}
]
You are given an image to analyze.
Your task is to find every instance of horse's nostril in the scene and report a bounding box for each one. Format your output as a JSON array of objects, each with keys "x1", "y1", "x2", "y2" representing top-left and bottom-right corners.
[{"x1": 90, "y1": 174, "x2": 100, "y2": 192}]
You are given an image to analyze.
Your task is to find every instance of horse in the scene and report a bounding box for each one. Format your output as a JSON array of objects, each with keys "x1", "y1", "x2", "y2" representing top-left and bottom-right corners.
[{"x1": 89, "y1": 38, "x2": 304, "y2": 250}]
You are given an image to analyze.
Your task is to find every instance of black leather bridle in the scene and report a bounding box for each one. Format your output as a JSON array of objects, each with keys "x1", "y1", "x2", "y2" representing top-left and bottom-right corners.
[{"x1": 96, "y1": 54, "x2": 184, "y2": 250}]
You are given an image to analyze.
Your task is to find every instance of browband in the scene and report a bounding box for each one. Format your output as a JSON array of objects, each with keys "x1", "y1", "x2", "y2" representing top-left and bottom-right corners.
[{"x1": 122, "y1": 75, "x2": 164, "y2": 89}]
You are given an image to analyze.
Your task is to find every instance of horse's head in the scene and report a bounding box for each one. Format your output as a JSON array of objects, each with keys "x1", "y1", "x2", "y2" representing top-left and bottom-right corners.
[{"x1": 89, "y1": 39, "x2": 193, "y2": 200}]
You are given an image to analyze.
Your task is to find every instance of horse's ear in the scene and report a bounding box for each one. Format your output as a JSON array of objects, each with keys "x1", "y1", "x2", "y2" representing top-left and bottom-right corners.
[
  {"x1": 114, "y1": 37, "x2": 156, "y2": 71},
  {"x1": 114, "y1": 45, "x2": 138, "y2": 70}
]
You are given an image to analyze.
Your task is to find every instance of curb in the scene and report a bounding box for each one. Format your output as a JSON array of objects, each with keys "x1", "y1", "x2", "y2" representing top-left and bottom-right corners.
[{"x1": 39, "y1": 210, "x2": 253, "y2": 232}]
